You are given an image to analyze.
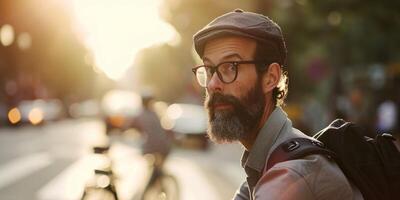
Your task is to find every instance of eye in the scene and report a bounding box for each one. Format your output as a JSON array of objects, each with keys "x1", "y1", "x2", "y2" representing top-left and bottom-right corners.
[
  {"x1": 228, "y1": 62, "x2": 237, "y2": 71},
  {"x1": 218, "y1": 62, "x2": 237, "y2": 74}
]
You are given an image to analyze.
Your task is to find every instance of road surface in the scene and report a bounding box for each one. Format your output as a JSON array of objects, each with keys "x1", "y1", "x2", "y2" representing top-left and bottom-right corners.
[{"x1": 0, "y1": 119, "x2": 246, "y2": 200}]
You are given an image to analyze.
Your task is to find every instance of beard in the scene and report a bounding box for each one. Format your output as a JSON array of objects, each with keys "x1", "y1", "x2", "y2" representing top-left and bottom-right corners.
[{"x1": 205, "y1": 80, "x2": 265, "y2": 143}]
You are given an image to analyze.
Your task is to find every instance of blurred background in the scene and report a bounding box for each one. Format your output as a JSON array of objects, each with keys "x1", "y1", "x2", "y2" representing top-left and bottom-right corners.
[{"x1": 0, "y1": 0, "x2": 399, "y2": 199}]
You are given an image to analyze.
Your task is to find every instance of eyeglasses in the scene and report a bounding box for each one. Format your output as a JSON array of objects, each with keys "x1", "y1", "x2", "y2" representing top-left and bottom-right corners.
[{"x1": 192, "y1": 60, "x2": 269, "y2": 88}]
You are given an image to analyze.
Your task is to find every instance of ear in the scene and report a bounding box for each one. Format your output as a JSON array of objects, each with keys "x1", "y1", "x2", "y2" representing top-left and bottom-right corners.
[{"x1": 261, "y1": 63, "x2": 281, "y2": 94}]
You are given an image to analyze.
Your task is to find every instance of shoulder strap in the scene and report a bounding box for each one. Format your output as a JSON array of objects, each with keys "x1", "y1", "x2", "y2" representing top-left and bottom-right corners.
[{"x1": 266, "y1": 138, "x2": 335, "y2": 172}]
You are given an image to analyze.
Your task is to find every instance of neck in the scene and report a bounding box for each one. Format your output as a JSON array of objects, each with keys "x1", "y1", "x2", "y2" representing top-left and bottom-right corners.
[{"x1": 240, "y1": 100, "x2": 276, "y2": 151}]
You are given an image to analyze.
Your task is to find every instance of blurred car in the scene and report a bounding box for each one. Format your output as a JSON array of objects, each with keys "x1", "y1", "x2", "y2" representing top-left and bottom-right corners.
[
  {"x1": 69, "y1": 99, "x2": 101, "y2": 118},
  {"x1": 161, "y1": 103, "x2": 209, "y2": 150},
  {"x1": 9, "y1": 99, "x2": 64, "y2": 126},
  {"x1": 101, "y1": 89, "x2": 142, "y2": 134}
]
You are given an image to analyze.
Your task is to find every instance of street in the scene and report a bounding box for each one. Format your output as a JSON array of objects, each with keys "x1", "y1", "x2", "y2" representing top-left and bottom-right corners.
[{"x1": 0, "y1": 119, "x2": 246, "y2": 200}]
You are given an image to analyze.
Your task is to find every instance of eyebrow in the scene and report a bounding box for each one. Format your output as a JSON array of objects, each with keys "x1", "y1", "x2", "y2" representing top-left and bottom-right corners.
[
  {"x1": 222, "y1": 53, "x2": 243, "y2": 61},
  {"x1": 203, "y1": 53, "x2": 243, "y2": 65}
]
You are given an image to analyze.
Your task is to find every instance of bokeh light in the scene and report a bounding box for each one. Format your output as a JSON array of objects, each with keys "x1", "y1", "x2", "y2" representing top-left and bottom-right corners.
[
  {"x1": 96, "y1": 175, "x2": 111, "y2": 188},
  {"x1": 160, "y1": 116, "x2": 175, "y2": 130},
  {"x1": 166, "y1": 104, "x2": 183, "y2": 120},
  {"x1": 17, "y1": 32, "x2": 32, "y2": 50},
  {"x1": 28, "y1": 108, "x2": 44, "y2": 125},
  {"x1": 0, "y1": 24, "x2": 15, "y2": 46},
  {"x1": 8, "y1": 107, "x2": 21, "y2": 124}
]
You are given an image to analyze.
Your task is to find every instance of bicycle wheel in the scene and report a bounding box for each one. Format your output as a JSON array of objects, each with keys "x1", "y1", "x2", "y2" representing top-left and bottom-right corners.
[{"x1": 142, "y1": 174, "x2": 179, "y2": 200}]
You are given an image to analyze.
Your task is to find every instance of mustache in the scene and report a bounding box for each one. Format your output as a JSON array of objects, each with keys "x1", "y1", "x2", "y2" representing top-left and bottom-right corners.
[{"x1": 207, "y1": 93, "x2": 241, "y2": 109}]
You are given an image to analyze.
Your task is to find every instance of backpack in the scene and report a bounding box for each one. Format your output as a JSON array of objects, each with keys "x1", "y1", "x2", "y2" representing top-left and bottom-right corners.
[{"x1": 267, "y1": 119, "x2": 400, "y2": 200}]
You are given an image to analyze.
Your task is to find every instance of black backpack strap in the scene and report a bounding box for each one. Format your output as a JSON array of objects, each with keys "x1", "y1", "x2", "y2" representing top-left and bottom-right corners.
[
  {"x1": 266, "y1": 138, "x2": 335, "y2": 172},
  {"x1": 375, "y1": 133, "x2": 400, "y2": 199}
]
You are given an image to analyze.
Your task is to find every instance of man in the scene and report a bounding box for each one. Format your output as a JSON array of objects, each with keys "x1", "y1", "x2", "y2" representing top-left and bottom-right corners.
[
  {"x1": 192, "y1": 9, "x2": 363, "y2": 200},
  {"x1": 133, "y1": 92, "x2": 172, "y2": 199},
  {"x1": 136, "y1": 91, "x2": 171, "y2": 159},
  {"x1": 134, "y1": 91, "x2": 171, "y2": 183}
]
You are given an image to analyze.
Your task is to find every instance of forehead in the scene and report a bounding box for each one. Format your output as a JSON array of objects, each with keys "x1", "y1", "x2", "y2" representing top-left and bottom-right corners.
[{"x1": 202, "y1": 36, "x2": 257, "y2": 63}]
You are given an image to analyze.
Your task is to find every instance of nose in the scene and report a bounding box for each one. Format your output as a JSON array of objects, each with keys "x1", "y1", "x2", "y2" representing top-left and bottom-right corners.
[{"x1": 207, "y1": 72, "x2": 223, "y2": 93}]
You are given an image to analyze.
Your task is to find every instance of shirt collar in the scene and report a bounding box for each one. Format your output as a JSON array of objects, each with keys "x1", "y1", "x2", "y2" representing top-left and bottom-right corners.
[{"x1": 241, "y1": 107, "x2": 288, "y2": 172}]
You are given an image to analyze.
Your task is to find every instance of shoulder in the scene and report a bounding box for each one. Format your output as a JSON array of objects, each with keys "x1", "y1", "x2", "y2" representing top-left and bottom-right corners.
[{"x1": 255, "y1": 154, "x2": 354, "y2": 200}]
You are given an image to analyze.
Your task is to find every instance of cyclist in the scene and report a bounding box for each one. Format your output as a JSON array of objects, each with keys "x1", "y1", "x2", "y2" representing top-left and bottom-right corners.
[{"x1": 134, "y1": 90, "x2": 172, "y2": 196}]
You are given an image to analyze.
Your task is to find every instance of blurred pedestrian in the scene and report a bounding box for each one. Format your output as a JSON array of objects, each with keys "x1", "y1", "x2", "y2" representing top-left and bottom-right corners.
[{"x1": 192, "y1": 9, "x2": 363, "y2": 200}]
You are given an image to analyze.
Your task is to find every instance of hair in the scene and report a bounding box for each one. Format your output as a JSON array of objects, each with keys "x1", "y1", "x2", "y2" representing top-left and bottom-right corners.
[{"x1": 254, "y1": 41, "x2": 289, "y2": 107}]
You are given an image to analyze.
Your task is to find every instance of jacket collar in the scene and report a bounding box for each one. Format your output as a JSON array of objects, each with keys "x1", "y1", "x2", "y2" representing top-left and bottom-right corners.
[{"x1": 241, "y1": 106, "x2": 288, "y2": 173}]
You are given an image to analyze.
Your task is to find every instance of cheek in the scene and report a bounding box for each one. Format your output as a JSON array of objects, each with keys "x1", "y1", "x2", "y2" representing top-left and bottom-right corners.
[
  {"x1": 226, "y1": 80, "x2": 253, "y2": 100},
  {"x1": 230, "y1": 70, "x2": 258, "y2": 98}
]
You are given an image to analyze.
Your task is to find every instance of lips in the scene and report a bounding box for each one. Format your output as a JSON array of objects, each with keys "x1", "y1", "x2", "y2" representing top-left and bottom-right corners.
[
  {"x1": 207, "y1": 93, "x2": 236, "y2": 111},
  {"x1": 213, "y1": 103, "x2": 233, "y2": 110}
]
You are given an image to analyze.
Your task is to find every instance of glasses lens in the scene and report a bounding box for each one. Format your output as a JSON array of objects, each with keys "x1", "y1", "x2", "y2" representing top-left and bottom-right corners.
[
  {"x1": 196, "y1": 66, "x2": 207, "y2": 87},
  {"x1": 218, "y1": 62, "x2": 237, "y2": 83}
]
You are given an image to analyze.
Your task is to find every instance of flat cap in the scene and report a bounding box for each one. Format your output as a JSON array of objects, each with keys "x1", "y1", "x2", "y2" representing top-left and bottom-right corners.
[{"x1": 193, "y1": 9, "x2": 287, "y2": 65}]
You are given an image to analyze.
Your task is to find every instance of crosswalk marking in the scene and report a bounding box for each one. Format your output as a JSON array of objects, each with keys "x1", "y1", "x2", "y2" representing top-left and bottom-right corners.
[
  {"x1": 0, "y1": 152, "x2": 52, "y2": 189},
  {"x1": 37, "y1": 142, "x2": 147, "y2": 200},
  {"x1": 37, "y1": 156, "x2": 93, "y2": 200},
  {"x1": 0, "y1": 140, "x2": 239, "y2": 200},
  {"x1": 166, "y1": 157, "x2": 220, "y2": 200},
  {"x1": 109, "y1": 142, "x2": 148, "y2": 200}
]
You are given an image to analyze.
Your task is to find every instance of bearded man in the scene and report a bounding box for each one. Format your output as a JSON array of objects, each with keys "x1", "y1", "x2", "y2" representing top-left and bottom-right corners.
[{"x1": 191, "y1": 9, "x2": 363, "y2": 200}]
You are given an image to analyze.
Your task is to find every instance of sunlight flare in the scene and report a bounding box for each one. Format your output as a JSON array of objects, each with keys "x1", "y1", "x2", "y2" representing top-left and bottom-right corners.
[{"x1": 72, "y1": 0, "x2": 179, "y2": 80}]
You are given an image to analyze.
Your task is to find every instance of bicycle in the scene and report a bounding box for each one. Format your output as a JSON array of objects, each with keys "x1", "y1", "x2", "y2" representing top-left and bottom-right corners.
[
  {"x1": 81, "y1": 146, "x2": 119, "y2": 200},
  {"x1": 139, "y1": 153, "x2": 179, "y2": 200},
  {"x1": 80, "y1": 140, "x2": 180, "y2": 200}
]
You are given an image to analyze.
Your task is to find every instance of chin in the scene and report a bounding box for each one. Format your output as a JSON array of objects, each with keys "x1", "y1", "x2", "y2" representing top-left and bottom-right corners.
[{"x1": 207, "y1": 120, "x2": 244, "y2": 144}]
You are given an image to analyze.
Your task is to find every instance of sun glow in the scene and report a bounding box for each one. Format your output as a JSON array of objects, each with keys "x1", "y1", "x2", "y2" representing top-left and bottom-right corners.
[{"x1": 71, "y1": 0, "x2": 179, "y2": 80}]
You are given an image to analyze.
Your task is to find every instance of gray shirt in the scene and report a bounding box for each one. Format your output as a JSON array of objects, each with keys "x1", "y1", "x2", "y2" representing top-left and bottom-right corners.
[{"x1": 234, "y1": 107, "x2": 363, "y2": 200}]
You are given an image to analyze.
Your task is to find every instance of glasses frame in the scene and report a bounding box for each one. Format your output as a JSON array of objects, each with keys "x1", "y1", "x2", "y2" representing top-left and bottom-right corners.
[{"x1": 192, "y1": 60, "x2": 270, "y2": 87}]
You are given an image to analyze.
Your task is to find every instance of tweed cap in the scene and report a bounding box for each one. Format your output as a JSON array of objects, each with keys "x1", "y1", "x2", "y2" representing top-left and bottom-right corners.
[{"x1": 193, "y1": 9, "x2": 287, "y2": 65}]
